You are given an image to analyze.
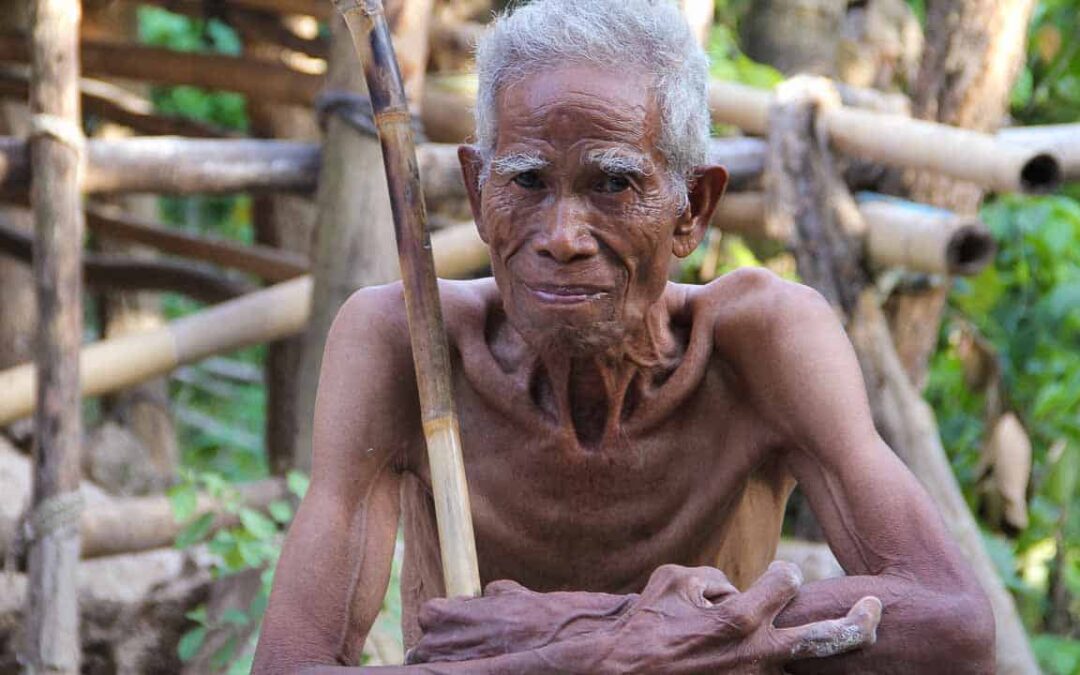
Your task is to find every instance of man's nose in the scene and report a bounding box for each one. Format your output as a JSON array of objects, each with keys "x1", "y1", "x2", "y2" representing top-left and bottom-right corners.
[{"x1": 533, "y1": 201, "x2": 599, "y2": 263}]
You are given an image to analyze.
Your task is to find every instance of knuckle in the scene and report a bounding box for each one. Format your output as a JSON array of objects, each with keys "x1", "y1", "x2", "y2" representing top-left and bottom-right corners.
[
  {"x1": 768, "y1": 561, "x2": 803, "y2": 593},
  {"x1": 650, "y1": 563, "x2": 684, "y2": 586},
  {"x1": 484, "y1": 579, "x2": 522, "y2": 596},
  {"x1": 417, "y1": 598, "x2": 448, "y2": 630}
]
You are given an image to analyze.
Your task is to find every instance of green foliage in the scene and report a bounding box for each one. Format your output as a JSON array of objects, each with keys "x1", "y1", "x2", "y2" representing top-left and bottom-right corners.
[
  {"x1": 137, "y1": 7, "x2": 248, "y2": 131},
  {"x1": 706, "y1": 24, "x2": 784, "y2": 89},
  {"x1": 168, "y1": 469, "x2": 310, "y2": 667},
  {"x1": 927, "y1": 195, "x2": 1080, "y2": 666},
  {"x1": 1012, "y1": 0, "x2": 1080, "y2": 125}
]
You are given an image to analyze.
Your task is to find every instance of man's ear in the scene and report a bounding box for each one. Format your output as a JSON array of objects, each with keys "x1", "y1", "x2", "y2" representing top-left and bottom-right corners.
[
  {"x1": 458, "y1": 145, "x2": 490, "y2": 244},
  {"x1": 672, "y1": 165, "x2": 728, "y2": 258}
]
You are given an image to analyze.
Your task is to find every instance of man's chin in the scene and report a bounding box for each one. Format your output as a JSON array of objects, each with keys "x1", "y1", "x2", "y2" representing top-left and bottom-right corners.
[{"x1": 516, "y1": 316, "x2": 628, "y2": 357}]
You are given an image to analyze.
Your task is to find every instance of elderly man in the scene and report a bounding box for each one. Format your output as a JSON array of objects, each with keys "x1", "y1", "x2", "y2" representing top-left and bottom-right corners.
[{"x1": 254, "y1": 0, "x2": 993, "y2": 672}]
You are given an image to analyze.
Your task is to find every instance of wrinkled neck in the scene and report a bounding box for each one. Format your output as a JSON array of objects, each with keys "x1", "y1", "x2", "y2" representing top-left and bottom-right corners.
[{"x1": 531, "y1": 300, "x2": 680, "y2": 448}]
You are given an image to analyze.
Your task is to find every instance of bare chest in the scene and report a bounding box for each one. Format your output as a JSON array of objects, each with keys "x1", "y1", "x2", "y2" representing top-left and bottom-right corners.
[{"x1": 405, "y1": 361, "x2": 772, "y2": 595}]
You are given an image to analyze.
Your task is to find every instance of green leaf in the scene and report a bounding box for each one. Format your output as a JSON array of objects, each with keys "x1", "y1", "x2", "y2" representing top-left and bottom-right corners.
[
  {"x1": 221, "y1": 607, "x2": 250, "y2": 627},
  {"x1": 176, "y1": 512, "x2": 215, "y2": 549},
  {"x1": 177, "y1": 626, "x2": 206, "y2": 662},
  {"x1": 240, "y1": 508, "x2": 278, "y2": 540},
  {"x1": 286, "y1": 471, "x2": 310, "y2": 499},
  {"x1": 185, "y1": 605, "x2": 209, "y2": 626},
  {"x1": 168, "y1": 483, "x2": 198, "y2": 523},
  {"x1": 268, "y1": 500, "x2": 293, "y2": 524}
]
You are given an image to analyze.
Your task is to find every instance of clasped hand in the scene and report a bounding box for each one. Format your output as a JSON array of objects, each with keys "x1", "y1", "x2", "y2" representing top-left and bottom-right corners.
[{"x1": 407, "y1": 562, "x2": 881, "y2": 673}]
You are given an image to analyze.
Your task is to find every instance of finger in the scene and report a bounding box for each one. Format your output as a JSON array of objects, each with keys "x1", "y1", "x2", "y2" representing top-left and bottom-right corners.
[
  {"x1": 774, "y1": 596, "x2": 882, "y2": 662},
  {"x1": 723, "y1": 561, "x2": 803, "y2": 628},
  {"x1": 684, "y1": 566, "x2": 738, "y2": 606},
  {"x1": 484, "y1": 579, "x2": 527, "y2": 596}
]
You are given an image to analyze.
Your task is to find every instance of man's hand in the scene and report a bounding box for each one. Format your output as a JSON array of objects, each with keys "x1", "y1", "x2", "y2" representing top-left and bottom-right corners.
[
  {"x1": 406, "y1": 580, "x2": 637, "y2": 664},
  {"x1": 408, "y1": 563, "x2": 880, "y2": 673},
  {"x1": 598, "y1": 562, "x2": 881, "y2": 674}
]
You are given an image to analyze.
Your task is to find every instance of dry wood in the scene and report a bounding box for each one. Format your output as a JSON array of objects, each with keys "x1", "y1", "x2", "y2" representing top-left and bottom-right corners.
[
  {"x1": 335, "y1": 0, "x2": 480, "y2": 599},
  {"x1": 0, "y1": 136, "x2": 469, "y2": 200},
  {"x1": 889, "y1": 0, "x2": 1040, "y2": 405},
  {"x1": 429, "y1": 19, "x2": 485, "y2": 73},
  {"x1": 87, "y1": 203, "x2": 308, "y2": 282},
  {"x1": 858, "y1": 199, "x2": 995, "y2": 276},
  {"x1": 248, "y1": 84, "x2": 320, "y2": 475},
  {"x1": 708, "y1": 80, "x2": 1061, "y2": 194},
  {"x1": 712, "y1": 192, "x2": 996, "y2": 276},
  {"x1": 0, "y1": 213, "x2": 256, "y2": 301},
  {"x1": 0, "y1": 220, "x2": 491, "y2": 427},
  {"x1": 25, "y1": 0, "x2": 83, "y2": 670},
  {"x1": 0, "y1": 33, "x2": 322, "y2": 105},
  {"x1": 0, "y1": 66, "x2": 232, "y2": 138},
  {"x1": 999, "y1": 123, "x2": 1080, "y2": 182}
]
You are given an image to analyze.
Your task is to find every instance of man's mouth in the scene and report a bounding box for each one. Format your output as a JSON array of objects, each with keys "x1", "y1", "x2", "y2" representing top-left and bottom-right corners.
[{"x1": 523, "y1": 281, "x2": 609, "y2": 305}]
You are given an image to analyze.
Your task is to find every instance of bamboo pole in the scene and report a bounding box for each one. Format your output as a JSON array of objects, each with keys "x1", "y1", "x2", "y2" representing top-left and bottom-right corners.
[
  {"x1": 0, "y1": 137, "x2": 467, "y2": 199},
  {"x1": 998, "y1": 123, "x2": 1080, "y2": 182},
  {"x1": 25, "y1": 0, "x2": 83, "y2": 669},
  {"x1": 711, "y1": 193, "x2": 997, "y2": 276},
  {"x1": 333, "y1": 0, "x2": 481, "y2": 599},
  {"x1": 708, "y1": 80, "x2": 1062, "y2": 194},
  {"x1": 0, "y1": 222, "x2": 488, "y2": 427}
]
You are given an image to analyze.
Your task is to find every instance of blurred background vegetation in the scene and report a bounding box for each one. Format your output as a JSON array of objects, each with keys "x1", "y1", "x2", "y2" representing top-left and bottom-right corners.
[{"x1": 131, "y1": 0, "x2": 1079, "y2": 671}]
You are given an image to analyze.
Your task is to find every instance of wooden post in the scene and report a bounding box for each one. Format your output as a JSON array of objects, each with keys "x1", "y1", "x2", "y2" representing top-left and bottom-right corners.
[{"x1": 24, "y1": 0, "x2": 84, "y2": 671}]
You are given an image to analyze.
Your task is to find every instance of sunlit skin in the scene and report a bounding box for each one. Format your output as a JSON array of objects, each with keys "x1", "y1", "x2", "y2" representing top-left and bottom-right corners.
[{"x1": 254, "y1": 64, "x2": 994, "y2": 674}]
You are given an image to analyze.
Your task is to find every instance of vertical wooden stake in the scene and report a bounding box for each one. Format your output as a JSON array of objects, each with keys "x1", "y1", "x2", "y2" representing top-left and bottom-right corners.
[
  {"x1": 25, "y1": 0, "x2": 85, "y2": 671},
  {"x1": 332, "y1": 0, "x2": 481, "y2": 599}
]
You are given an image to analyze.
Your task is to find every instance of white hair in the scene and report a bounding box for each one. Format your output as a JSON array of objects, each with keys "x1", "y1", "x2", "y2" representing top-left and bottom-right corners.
[{"x1": 474, "y1": 0, "x2": 711, "y2": 210}]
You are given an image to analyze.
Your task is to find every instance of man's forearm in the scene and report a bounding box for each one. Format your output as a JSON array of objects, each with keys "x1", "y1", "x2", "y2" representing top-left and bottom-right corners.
[
  {"x1": 775, "y1": 575, "x2": 994, "y2": 674},
  {"x1": 299, "y1": 635, "x2": 608, "y2": 675}
]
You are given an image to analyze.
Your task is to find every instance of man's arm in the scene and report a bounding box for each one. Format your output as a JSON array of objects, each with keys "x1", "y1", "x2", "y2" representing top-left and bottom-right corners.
[
  {"x1": 253, "y1": 285, "x2": 611, "y2": 674},
  {"x1": 253, "y1": 285, "x2": 413, "y2": 673},
  {"x1": 716, "y1": 270, "x2": 995, "y2": 673}
]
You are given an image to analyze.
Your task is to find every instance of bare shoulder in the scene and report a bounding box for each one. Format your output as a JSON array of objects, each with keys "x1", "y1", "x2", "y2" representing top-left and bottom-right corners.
[
  {"x1": 331, "y1": 278, "x2": 497, "y2": 353},
  {"x1": 683, "y1": 267, "x2": 837, "y2": 346}
]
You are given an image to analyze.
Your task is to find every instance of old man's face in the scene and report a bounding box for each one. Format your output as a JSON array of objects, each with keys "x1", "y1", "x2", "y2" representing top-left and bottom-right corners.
[{"x1": 460, "y1": 64, "x2": 725, "y2": 354}]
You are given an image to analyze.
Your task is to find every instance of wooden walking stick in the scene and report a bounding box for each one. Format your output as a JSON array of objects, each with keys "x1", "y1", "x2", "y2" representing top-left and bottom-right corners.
[{"x1": 331, "y1": 0, "x2": 481, "y2": 598}]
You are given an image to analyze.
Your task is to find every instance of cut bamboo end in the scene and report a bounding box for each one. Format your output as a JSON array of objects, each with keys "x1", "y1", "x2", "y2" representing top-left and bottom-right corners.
[
  {"x1": 1018, "y1": 152, "x2": 1062, "y2": 193},
  {"x1": 710, "y1": 192, "x2": 997, "y2": 277}
]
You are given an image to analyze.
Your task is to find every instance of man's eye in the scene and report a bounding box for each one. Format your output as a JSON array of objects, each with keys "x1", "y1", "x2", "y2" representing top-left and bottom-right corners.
[
  {"x1": 512, "y1": 170, "x2": 544, "y2": 189},
  {"x1": 597, "y1": 174, "x2": 631, "y2": 193}
]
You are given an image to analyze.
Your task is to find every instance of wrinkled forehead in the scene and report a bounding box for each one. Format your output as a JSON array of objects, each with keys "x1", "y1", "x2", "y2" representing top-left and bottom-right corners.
[{"x1": 494, "y1": 64, "x2": 661, "y2": 156}]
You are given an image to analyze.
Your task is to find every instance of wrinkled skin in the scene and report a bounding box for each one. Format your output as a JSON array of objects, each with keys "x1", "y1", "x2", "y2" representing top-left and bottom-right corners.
[{"x1": 254, "y1": 64, "x2": 994, "y2": 674}]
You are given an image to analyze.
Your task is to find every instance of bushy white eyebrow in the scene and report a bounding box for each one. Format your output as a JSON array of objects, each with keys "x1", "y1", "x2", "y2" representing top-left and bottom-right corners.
[
  {"x1": 582, "y1": 148, "x2": 654, "y2": 176},
  {"x1": 482, "y1": 151, "x2": 550, "y2": 185}
]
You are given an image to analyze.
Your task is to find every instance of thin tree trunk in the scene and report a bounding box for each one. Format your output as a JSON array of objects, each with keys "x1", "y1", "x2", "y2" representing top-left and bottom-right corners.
[
  {"x1": 250, "y1": 102, "x2": 318, "y2": 476},
  {"x1": 24, "y1": 0, "x2": 84, "y2": 670},
  {"x1": 292, "y1": 1, "x2": 433, "y2": 470}
]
